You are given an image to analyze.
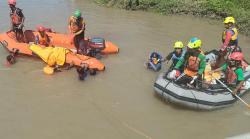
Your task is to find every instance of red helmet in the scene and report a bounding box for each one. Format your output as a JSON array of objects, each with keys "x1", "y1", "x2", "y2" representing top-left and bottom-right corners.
[
  {"x1": 37, "y1": 25, "x2": 45, "y2": 32},
  {"x1": 8, "y1": 0, "x2": 16, "y2": 5},
  {"x1": 229, "y1": 52, "x2": 244, "y2": 61}
]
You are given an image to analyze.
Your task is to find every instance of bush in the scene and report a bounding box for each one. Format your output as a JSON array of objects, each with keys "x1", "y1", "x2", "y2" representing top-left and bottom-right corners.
[{"x1": 96, "y1": 0, "x2": 250, "y2": 35}]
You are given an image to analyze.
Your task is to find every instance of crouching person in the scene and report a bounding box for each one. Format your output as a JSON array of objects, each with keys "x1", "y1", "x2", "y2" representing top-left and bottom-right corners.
[{"x1": 210, "y1": 52, "x2": 245, "y2": 95}]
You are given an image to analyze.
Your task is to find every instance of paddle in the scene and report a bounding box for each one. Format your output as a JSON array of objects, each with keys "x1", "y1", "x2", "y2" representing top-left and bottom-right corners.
[{"x1": 215, "y1": 78, "x2": 250, "y2": 109}]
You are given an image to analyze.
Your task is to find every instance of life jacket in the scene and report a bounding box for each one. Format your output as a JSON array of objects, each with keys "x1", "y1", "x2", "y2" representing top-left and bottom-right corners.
[
  {"x1": 225, "y1": 66, "x2": 244, "y2": 85},
  {"x1": 150, "y1": 52, "x2": 162, "y2": 65},
  {"x1": 152, "y1": 58, "x2": 159, "y2": 64},
  {"x1": 36, "y1": 33, "x2": 50, "y2": 46},
  {"x1": 69, "y1": 16, "x2": 85, "y2": 33},
  {"x1": 10, "y1": 8, "x2": 23, "y2": 25},
  {"x1": 184, "y1": 55, "x2": 201, "y2": 77},
  {"x1": 171, "y1": 52, "x2": 182, "y2": 61},
  {"x1": 222, "y1": 27, "x2": 238, "y2": 46}
]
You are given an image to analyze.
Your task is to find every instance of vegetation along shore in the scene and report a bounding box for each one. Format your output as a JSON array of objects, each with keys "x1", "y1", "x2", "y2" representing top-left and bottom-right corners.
[{"x1": 96, "y1": 0, "x2": 250, "y2": 36}]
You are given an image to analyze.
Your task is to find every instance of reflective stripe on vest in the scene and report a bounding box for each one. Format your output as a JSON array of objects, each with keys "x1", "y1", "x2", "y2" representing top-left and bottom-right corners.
[{"x1": 222, "y1": 27, "x2": 238, "y2": 46}]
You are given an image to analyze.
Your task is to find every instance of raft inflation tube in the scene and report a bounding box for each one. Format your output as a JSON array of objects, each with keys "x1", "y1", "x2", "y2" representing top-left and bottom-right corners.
[
  {"x1": 154, "y1": 72, "x2": 250, "y2": 110},
  {"x1": 23, "y1": 30, "x2": 119, "y2": 55}
]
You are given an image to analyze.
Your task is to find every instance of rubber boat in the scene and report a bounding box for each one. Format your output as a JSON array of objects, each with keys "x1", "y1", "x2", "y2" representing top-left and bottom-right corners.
[
  {"x1": 0, "y1": 31, "x2": 105, "y2": 71},
  {"x1": 23, "y1": 30, "x2": 119, "y2": 54},
  {"x1": 154, "y1": 52, "x2": 250, "y2": 110}
]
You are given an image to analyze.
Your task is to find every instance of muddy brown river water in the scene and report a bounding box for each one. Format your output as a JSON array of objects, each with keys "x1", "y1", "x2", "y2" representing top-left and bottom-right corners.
[{"x1": 0, "y1": 0, "x2": 250, "y2": 138}]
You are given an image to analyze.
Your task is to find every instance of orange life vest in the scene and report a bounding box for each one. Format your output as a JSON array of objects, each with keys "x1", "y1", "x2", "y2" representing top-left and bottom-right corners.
[
  {"x1": 69, "y1": 16, "x2": 85, "y2": 33},
  {"x1": 152, "y1": 58, "x2": 159, "y2": 64},
  {"x1": 37, "y1": 33, "x2": 50, "y2": 46},
  {"x1": 11, "y1": 9, "x2": 23, "y2": 25},
  {"x1": 184, "y1": 55, "x2": 201, "y2": 77}
]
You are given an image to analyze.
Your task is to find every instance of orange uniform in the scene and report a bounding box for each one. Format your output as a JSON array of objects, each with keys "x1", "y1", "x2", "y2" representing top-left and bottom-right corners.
[{"x1": 36, "y1": 33, "x2": 50, "y2": 46}]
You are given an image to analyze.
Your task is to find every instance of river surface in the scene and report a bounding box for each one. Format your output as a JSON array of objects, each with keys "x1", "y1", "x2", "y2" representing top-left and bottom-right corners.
[{"x1": 0, "y1": 0, "x2": 250, "y2": 139}]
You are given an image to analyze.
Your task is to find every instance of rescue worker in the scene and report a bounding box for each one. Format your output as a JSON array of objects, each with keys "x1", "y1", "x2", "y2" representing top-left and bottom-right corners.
[
  {"x1": 220, "y1": 16, "x2": 240, "y2": 55},
  {"x1": 68, "y1": 10, "x2": 87, "y2": 55},
  {"x1": 8, "y1": 0, "x2": 25, "y2": 42},
  {"x1": 35, "y1": 26, "x2": 50, "y2": 47},
  {"x1": 210, "y1": 52, "x2": 245, "y2": 95},
  {"x1": 145, "y1": 52, "x2": 162, "y2": 71},
  {"x1": 163, "y1": 41, "x2": 186, "y2": 72},
  {"x1": 170, "y1": 37, "x2": 206, "y2": 87}
]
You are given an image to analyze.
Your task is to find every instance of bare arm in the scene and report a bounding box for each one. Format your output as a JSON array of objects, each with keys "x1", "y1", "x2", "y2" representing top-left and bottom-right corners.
[{"x1": 232, "y1": 81, "x2": 245, "y2": 95}]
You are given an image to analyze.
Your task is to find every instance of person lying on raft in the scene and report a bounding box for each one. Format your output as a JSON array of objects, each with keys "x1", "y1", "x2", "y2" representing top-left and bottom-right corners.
[
  {"x1": 29, "y1": 44, "x2": 91, "y2": 80},
  {"x1": 145, "y1": 51, "x2": 162, "y2": 71},
  {"x1": 35, "y1": 25, "x2": 51, "y2": 47},
  {"x1": 168, "y1": 37, "x2": 206, "y2": 88},
  {"x1": 209, "y1": 52, "x2": 245, "y2": 95},
  {"x1": 162, "y1": 41, "x2": 186, "y2": 72}
]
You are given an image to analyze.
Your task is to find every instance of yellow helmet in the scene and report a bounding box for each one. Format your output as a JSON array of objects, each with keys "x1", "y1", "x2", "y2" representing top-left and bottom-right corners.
[
  {"x1": 187, "y1": 37, "x2": 202, "y2": 49},
  {"x1": 224, "y1": 16, "x2": 235, "y2": 24},
  {"x1": 43, "y1": 65, "x2": 54, "y2": 75},
  {"x1": 173, "y1": 41, "x2": 184, "y2": 49}
]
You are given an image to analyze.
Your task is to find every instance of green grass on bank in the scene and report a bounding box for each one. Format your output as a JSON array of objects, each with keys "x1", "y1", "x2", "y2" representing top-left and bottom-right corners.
[{"x1": 95, "y1": 0, "x2": 250, "y2": 36}]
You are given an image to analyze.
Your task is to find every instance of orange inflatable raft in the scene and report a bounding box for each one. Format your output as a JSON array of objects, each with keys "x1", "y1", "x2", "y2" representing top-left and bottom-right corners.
[
  {"x1": 0, "y1": 31, "x2": 105, "y2": 71},
  {"x1": 23, "y1": 30, "x2": 119, "y2": 54}
]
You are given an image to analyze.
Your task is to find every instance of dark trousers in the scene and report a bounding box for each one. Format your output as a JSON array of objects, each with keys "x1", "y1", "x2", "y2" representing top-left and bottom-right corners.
[
  {"x1": 74, "y1": 31, "x2": 86, "y2": 54},
  {"x1": 12, "y1": 24, "x2": 24, "y2": 42}
]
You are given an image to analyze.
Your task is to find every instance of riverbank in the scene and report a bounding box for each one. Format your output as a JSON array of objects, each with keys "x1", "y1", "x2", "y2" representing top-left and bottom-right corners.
[{"x1": 95, "y1": 0, "x2": 250, "y2": 36}]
